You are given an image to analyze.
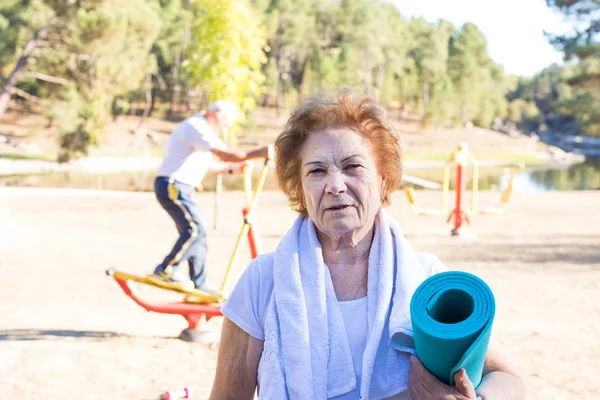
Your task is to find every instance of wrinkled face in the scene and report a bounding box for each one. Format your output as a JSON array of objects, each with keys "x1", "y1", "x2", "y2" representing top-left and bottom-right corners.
[{"x1": 300, "y1": 128, "x2": 384, "y2": 241}]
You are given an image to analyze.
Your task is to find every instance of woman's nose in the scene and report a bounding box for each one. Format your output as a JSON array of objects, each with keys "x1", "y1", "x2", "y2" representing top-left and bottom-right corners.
[{"x1": 325, "y1": 171, "x2": 347, "y2": 195}]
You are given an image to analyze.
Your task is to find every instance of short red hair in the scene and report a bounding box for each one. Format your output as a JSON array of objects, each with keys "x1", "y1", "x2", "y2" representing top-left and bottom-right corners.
[{"x1": 275, "y1": 89, "x2": 402, "y2": 216}]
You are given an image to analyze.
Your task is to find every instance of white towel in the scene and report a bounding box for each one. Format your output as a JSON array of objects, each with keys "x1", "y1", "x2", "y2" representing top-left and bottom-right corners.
[{"x1": 259, "y1": 209, "x2": 433, "y2": 399}]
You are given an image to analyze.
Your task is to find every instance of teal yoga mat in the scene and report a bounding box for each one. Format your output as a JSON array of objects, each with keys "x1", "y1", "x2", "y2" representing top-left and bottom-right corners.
[{"x1": 409, "y1": 271, "x2": 495, "y2": 387}]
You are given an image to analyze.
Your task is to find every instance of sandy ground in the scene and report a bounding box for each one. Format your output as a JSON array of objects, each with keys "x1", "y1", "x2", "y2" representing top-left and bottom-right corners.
[{"x1": 1, "y1": 186, "x2": 598, "y2": 400}]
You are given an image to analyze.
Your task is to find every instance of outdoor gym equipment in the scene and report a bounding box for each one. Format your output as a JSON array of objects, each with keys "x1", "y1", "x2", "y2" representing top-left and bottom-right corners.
[
  {"x1": 403, "y1": 143, "x2": 524, "y2": 235},
  {"x1": 106, "y1": 157, "x2": 272, "y2": 342}
]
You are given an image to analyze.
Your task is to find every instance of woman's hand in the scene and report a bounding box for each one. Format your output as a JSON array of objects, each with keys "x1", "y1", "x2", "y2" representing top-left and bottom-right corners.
[{"x1": 408, "y1": 356, "x2": 477, "y2": 400}]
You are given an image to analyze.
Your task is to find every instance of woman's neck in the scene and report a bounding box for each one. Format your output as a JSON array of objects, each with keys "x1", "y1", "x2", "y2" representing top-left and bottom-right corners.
[
  {"x1": 320, "y1": 228, "x2": 373, "y2": 266},
  {"x1": 319, "y1": 226, "x2": 375, "y2": 301}
]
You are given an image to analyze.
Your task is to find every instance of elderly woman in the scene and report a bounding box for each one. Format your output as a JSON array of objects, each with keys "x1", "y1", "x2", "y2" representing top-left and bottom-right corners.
[{"x1": 210, "y1": 91, "x2": 525, "y2": 400}]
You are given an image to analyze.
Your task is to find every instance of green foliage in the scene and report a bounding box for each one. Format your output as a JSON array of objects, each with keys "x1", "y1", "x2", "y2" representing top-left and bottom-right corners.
[
  {"x1": 546, "y1": 0, "x2": 600, "y2": 60},
  {"x1": 7, "y1": 0, "x2": 600, "y2": 163},
  {"x1": 0, "y1": 0, "x2": 161, "y2": 161},
  {"x1": 446, "y1": 23, "x2": 511, "y2": 128},
  {"x1": 53, "y1": 0, "x2": 161, "y2": 161},
  {"x1": 186, "y1": 0, "x2": 267, "y2": 121},
  {"x1": 545, "y1": 0, "x2": 600, "y2": 136},
  {"x1": 0, "y1": 0, "x2": 54, "y2": 74},
  {"x1": 57, "y1": 123, "x2": 97, "y2": 163},
  {"x1": 507, "y1": 99, "x2": 539, "y2": 123}
]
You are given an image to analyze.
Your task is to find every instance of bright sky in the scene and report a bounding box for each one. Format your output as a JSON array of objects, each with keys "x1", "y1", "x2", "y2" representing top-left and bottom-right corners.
[{"x1": 389, "y1": 0, "x2": 575, "y2": 77}]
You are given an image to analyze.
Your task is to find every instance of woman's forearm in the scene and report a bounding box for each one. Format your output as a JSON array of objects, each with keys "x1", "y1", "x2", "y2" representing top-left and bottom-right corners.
[{"x1": 477, "y1": 371, "x2": 526, "y2": 400}]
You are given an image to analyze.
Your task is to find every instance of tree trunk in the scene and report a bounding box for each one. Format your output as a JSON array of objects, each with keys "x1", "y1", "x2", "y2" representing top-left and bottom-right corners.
[
  {"x1": 0, "y1": 17, "x2": 57, "y2": 120},
  {"x1": 292, "y1": 56, "x2": 308, "y2": 96},
  {"x1": 167, "y1": 47, "x2": 181, "y2": 120},
  {"x1": 137, "y1": 72, "x2": 152, "y2": 129},
  {"x1": 398, "y1": 77, "x2": 405, "y2": 111},
  {"x1": 423, "y1": 77, "x2": 430, "y2": 113},
  {"x1": 276, "y1": 56, "x2": 284, "y2": 117},
  {"x1": 316, "y1": 51, "x2": 322, "y2": 92},
  {"x1": 374, "y1": 65, "x2": 385, "y2": 101},
  {"x1": 182, "y1": 83, "x2": 191, "y2": 112},
  {"x1": 275, "y1": 15, "x2": 285, "y2": 117},
  {"x1": 275, "y1": 42, "x2": 284, "y2": 117},
  {"x1": 364, "y1": 51, "x2": 372, "y2": 96},
  {"x1": 177, "y1": 27, "x2": 192, "y2": 115}
]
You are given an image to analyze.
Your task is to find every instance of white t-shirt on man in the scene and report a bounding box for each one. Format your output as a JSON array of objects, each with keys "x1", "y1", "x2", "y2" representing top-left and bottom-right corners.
[{"x1": 157, "y1": 114, "x2": 226, "y2": 187}]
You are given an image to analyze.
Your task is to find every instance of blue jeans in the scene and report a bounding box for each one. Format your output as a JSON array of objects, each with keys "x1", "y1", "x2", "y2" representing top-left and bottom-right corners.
[{"x1": 154, "y1": 176, "x2": 207, "y2": 289}]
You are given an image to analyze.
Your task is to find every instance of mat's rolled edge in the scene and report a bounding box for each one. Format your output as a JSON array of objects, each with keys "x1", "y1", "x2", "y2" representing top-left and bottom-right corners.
[
  {"x1": 448, "y1": 273, "x2": 495, "y2": 387},
  {"x1": 450, "y1": 320, "x2": 494, "y2": 387}
]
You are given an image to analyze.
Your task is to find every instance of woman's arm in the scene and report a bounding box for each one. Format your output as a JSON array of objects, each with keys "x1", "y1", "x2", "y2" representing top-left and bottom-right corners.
[
  {"x1": 209, "y1": 318, "x2": 264, "y2": 400},
  {"x1": 476, "y1": 340, "x2": 526, "y2": 399},
  {"x1": 408, "y1": 339, "x2": 526, "y2": 400}
]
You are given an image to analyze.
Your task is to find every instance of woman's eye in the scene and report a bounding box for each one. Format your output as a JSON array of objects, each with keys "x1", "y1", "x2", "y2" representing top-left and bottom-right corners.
[
  {"x1": 345, "y1": 164, "x2": 361, "y2": 170},
  {"x1": 308, "y1": 168, "x2": 325, "y2": 175}
]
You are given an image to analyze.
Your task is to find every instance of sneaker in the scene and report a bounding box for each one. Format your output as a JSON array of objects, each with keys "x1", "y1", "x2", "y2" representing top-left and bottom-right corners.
[{"x1": 152, "y1": 265, "x2": 188, "y2": 284}]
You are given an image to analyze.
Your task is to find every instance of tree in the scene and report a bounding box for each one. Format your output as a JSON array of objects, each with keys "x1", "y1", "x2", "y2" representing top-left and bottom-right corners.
[
  {"x1": 448, "y1": 23, "x2": 487, "y2": 123},
  {"x1": 403, "y1": 18, "x2": 456, "y2": 120},
  {"x1": 446, "y1": 23, "x2": 511, "y2": 128},
  {"x1": 254, "y1": 0, "x2": 315, "y2": 113},
  {"x1": 0, "y1": 0, "x2": 161, "y2": 160},
  {"x1": 546, "y1": 0, "x2": 600, "y2": 136},
  {"x1": 151, "y1": 0, "x2": 194, "y2": 120},
  {"x1": 186, "y1": 0, "x2": 267, "y2": 125},
  {"x1": 546, "y1": 0, "x2": 600, "y2": 60},
  {"x1": 335, "y1": 0, "x2": 385, "y2": 97},
  {"x1": 0, "y1": 0, "x2": 57, "y2": 118}
]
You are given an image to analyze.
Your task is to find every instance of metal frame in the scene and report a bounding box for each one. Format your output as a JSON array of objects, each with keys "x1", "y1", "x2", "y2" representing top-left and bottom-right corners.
[{"x1": 403, "y1": 143, "x2": 524, "y2": 234}]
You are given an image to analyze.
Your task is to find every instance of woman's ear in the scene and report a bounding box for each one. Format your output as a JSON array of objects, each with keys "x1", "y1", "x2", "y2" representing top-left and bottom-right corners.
[{"x1": 380, "y1": 174, "x2": 387, "y2": 199}]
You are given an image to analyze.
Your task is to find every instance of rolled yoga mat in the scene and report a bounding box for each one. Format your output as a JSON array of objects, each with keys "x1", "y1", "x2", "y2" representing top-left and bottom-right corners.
[{"x1": 408, "y1": 271, "x2": 495, "y2": 387}]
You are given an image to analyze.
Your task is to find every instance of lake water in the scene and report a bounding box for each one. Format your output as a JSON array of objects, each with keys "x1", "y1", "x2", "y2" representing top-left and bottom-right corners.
[
  {"x1": 2, "y1": 159, "x2": 600, "y2": 192},
  {"x1": 406, "y1": 158, "x2": 600, "y2": 192},
  {"x1": 498, "y1": 158, "x2": 600, "y2": 192}
]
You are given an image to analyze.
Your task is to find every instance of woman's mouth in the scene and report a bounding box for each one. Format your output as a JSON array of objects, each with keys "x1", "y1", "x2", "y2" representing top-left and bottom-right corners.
[{"x1": 327, "y1": 205, "x2": 351, "y2": 211}]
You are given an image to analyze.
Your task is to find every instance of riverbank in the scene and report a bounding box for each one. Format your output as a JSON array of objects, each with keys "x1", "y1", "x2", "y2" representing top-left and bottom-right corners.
[
  {"x1": 3, "y1": 155, "x2": 597, "y2": 193},
  {"x1": 1, "y1": 107, "x2": 592, "y2": 193}
]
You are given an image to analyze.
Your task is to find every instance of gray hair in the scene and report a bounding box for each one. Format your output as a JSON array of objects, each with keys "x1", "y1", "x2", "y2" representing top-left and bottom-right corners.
[{"x1": 208, "y1": 100, "x2": 238, "y2": 126}]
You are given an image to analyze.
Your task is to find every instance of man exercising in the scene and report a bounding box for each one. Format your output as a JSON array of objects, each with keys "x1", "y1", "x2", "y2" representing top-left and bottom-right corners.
[{"x1": 151, "y1": 100, "x2": 271, "y2": 291}]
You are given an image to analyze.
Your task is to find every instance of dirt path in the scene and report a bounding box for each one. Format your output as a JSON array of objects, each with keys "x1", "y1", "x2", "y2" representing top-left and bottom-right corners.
[{"x1": 1, "y1": 187, "x2": 598, "y2": 399}]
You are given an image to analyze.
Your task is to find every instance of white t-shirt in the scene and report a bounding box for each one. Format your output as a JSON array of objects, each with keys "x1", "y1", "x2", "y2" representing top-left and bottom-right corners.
[
  {"x1": 221, "y1": 251, "x2": 445, "y2": 399},
  {"x1": 334, "y1": 297, "x2": 408, "y2": 400},
  {"x1": 157, "y1": 114, "x2": 226, "y2": 187}
]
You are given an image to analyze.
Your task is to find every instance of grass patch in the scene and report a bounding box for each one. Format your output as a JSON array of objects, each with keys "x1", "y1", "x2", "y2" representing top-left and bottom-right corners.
[
  {"x1": 88, "y1": 146, "x2": 165, "y2": 158},
  {"x1": 0, "y1": 152, "x2": 55, "y2": 162},
  {"x1": 0, "y1": 169, "x2": 283, "y2": 193}
]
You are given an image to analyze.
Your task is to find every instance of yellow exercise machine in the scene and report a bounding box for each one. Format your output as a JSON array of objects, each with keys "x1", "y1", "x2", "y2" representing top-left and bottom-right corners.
[
  {"x1": 106, "y1": 155, "x2": 273, "y2": 341},
  {"x1": 403, "y1": 143, "x2": 525, "y2": 234}
]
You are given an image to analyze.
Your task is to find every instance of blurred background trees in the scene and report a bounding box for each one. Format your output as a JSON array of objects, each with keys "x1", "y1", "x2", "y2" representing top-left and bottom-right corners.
[{"x1": 1, "y1": 0, "x2": 598, "y2": 160}]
